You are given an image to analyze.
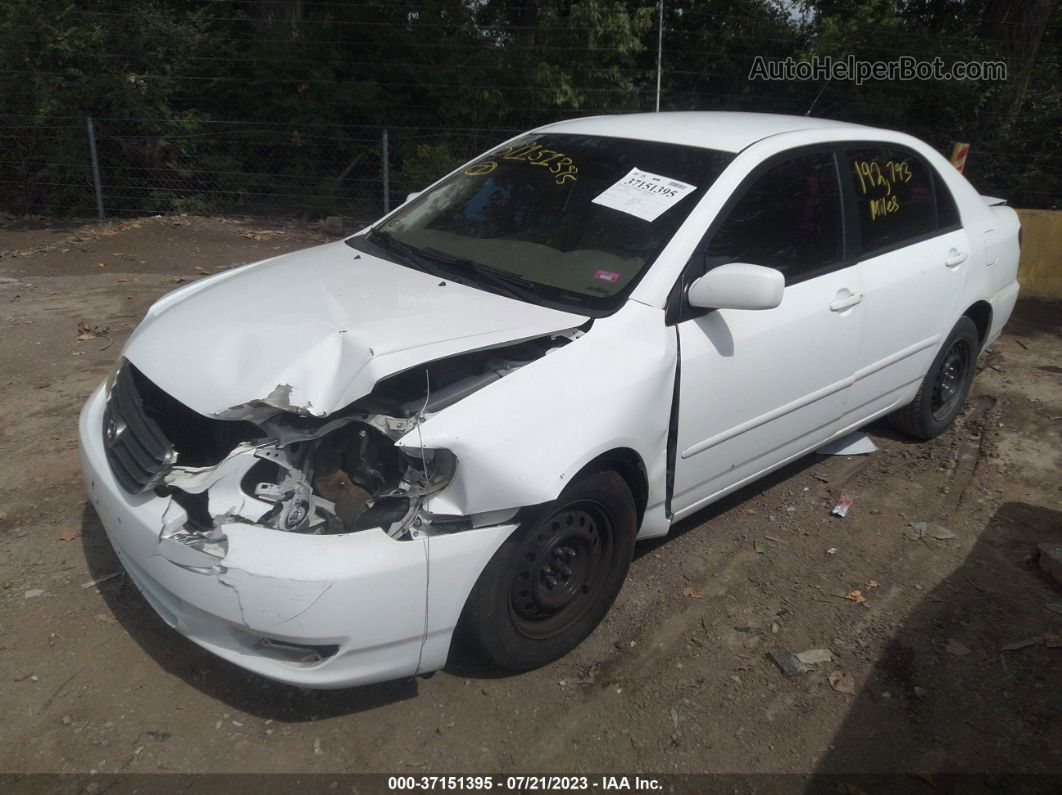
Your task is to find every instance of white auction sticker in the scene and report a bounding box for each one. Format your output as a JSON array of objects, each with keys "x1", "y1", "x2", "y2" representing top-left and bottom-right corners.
[{"x1": 591, "y1": 167, "x2": 697, "y2": 222}]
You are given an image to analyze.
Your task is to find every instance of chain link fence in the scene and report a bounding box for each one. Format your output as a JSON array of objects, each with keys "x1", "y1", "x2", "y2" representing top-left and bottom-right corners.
[
  {"x1": 1, "y1": 116, "x2": 522, "y2": 226},
  {"x1": 2, "y1": 114, "x2": 1057, "y2": 220}
]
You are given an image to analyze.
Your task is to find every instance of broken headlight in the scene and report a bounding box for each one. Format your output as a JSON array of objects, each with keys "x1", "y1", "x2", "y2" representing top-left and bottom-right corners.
[
  {"x1": 402, "y1": 447, "x2": 458, "y2": 496},
  {"x1": 244, "y1": 423, "x2": 458, "y2": 539}
]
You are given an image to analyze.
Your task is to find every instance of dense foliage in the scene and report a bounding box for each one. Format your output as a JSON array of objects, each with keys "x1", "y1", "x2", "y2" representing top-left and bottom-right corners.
[{"x1": 0, "y1": 0, "x2": 1057, "y2": 217}]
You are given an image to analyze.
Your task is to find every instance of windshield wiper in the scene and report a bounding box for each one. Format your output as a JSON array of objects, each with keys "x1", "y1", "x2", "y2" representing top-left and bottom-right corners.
[
  {"x1": 467, "y1": 262, "x2": 548, "y2": 305},
  {"x1": 442, "y1": 253, "x2": 589, "y2": 309},
  {"x1": 367, "y1": 233, "x2": 574, "y2": 309},
  {"x1": 367, "y1": 229, "x2": 447, "y2": 278},
  {"x1": 408, "y1": 246, "x2": 547, "y2": 305}
]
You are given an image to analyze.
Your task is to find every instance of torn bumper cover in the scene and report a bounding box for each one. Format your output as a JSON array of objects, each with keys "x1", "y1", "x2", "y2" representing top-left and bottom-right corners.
[{"x1": 79, "y1": 383, "x2": 516, "y2": 688}]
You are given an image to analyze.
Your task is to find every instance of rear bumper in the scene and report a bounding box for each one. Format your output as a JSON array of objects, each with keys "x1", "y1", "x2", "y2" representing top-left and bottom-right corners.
[{"x1": 79, "y1": 383, "x2": 515, "y2": 689}]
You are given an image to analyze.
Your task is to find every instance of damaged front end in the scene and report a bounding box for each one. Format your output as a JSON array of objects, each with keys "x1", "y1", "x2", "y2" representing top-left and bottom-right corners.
[{"x1": 103, "y1": 333, "x2": 576, "y2": 550}]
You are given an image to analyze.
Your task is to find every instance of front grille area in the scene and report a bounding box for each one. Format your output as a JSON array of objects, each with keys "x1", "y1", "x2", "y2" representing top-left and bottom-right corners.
[
  {"x1": 132, "y1": 366, "x2": 260, "y2": 469},
  {"x1": 103, "y1": 363, "x2": 177, "y2": 493}
]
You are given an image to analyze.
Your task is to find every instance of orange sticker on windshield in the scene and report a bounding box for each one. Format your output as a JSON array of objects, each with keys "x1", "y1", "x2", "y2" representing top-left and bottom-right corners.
[{"x1": 594, "y1": 270, "x2": 621, "y2": 283}]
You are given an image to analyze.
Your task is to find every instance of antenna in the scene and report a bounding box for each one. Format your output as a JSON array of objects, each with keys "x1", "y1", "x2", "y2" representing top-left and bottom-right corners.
[{"x1": 805, "y1": 79, "x2": 830, "y2": 116}]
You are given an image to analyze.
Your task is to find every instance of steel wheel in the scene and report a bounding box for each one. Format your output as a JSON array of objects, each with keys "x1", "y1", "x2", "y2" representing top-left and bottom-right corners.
[
  {"x1": 930, "y1": 339, "x2": 970, "y2": 421},
  {"x1": 459, "y1": 469, "x2": 637, "y2": 671},
  {"x1": 889, "y1": 316, "x2": 980, "y2": 440},
  {"x1": 508, "y1": 502, "x2": 615, "y2": 640}
]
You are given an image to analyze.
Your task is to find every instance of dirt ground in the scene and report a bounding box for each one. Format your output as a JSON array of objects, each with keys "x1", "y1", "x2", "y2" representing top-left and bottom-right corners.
[{"x1": 0, "y1": 215, "x2": 1059, "y2": 778}]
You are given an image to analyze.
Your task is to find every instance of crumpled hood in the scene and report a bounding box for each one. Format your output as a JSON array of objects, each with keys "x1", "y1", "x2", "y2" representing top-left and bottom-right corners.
[{"x1": 122, "y1": 240, "x2": 587, "y2": 417}]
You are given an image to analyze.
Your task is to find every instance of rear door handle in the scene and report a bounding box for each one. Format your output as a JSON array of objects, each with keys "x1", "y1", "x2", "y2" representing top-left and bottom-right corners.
[
  {"x1": 829, "y1": 290, "x2": 863, "y2": 312},
  {"x1": 945, "y1": 248, "x2": 968, "y2": 267}
]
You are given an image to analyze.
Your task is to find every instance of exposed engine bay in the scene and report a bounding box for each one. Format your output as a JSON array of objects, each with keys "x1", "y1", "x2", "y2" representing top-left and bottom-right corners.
[{"x1": 108, "y1": 331, "x2": 579, "y2": 542}]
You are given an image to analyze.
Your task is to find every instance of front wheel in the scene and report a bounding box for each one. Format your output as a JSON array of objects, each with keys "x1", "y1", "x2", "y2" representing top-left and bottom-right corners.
[
  {"x1": 889, "y1": 316, "x2": 980, "y2": 440},
  {"x1": 459, "y1": 470, "x2": 637, "y2": 671}
]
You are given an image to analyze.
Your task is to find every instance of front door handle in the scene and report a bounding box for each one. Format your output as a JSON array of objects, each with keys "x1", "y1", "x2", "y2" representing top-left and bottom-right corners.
[
  {"x1": 945, "y1": 248, "x2": 968, "y2": 267},
  {"x1": 829, "y1": 290, "x2": 863, "y2": 312}
]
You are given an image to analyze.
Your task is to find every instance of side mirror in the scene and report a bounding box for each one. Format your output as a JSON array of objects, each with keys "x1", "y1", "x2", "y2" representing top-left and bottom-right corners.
[
  {"x1": 405, "y1": 191, "x2": 421, "y2": 204},
  {"x1": 687, "y1": 262, "x2": 784, "y2": 311}
]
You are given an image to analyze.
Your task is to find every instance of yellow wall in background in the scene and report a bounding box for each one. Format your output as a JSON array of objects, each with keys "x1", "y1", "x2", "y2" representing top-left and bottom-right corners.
[{"x1": 1016, "y1": 209, "x2": 1062, "y2": 300}]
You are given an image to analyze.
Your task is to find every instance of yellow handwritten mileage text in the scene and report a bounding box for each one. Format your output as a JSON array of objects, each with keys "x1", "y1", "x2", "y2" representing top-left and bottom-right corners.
[
  {"x1": 852, "y1": 159, "x2": 913, "y2": 196},
  {"x1": 886, "y1": 160, "x2": 912, "y2": 184},
  {"x1": 869, "y1": 194, "x2": 900, "y2": 220},
  {"x1": 463, "y1": 140, "x2": 578, "y2": 186},
  {"x1": 852, "y1": 159, "x2": 912, "y2": 222}
]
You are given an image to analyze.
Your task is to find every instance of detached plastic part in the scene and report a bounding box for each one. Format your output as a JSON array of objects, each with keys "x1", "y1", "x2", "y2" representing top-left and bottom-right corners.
[{"x1": 815, "y1": 431, "x2": 879, "y2": 456}]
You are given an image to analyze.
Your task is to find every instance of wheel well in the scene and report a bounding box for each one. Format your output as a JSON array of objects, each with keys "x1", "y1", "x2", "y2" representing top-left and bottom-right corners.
[
  {"x1": 964, "y1": 301, "x2": 992, "y2": 348},
  {"x1": 575, "y1": 448, "x2": 649, "y2": 528}
]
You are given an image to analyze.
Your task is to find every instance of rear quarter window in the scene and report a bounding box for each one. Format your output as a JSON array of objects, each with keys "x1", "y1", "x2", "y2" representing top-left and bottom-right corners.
[
  {"x1": 847, "y1": 148, "x2": 936, "y2": 252},
  {"x1": 934, "y1": 170, "x2": 961, "y2": 230}
]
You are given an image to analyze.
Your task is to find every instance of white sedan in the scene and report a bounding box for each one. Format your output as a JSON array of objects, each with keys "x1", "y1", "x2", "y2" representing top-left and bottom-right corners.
[{"x1": 79, "y1": 112, "x2": 1021, "y2": 688}]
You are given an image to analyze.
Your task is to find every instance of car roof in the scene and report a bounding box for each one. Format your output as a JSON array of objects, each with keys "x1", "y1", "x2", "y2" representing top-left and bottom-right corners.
[{"x1": 536, "y1": 111, "x2": 874, "y2": 154}]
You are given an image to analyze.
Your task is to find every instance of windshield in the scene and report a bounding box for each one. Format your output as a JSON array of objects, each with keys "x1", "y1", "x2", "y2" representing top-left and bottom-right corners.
[{"x1": 353, "y1": 133, "x2": 733, "y2": 313}]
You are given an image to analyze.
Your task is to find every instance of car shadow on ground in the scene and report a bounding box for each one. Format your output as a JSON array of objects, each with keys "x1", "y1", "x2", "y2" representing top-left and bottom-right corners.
[
  {"x1": 635, "y1": 452, "x2": 827, "y2": 558},
  {"x1": 804, "y1": 501, "x2": 1061, "y2": 789},
  {"x1": 78, "y1": 502, "x2": 419, "y2": 721}
]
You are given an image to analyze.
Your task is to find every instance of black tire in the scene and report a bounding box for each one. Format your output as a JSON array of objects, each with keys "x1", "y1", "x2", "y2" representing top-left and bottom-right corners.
[
  {"x1": 889, "y1": 316, "x2": 980, "y2": 440},
  {"x1": 459, "y1": 470, "x2": 637, "y2": 671}
]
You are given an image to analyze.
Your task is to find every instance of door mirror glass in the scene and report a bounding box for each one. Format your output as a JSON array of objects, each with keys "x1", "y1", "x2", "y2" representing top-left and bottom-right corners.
[{"x1": 687, "y1": 262, "x2": 784, "y2": 311}]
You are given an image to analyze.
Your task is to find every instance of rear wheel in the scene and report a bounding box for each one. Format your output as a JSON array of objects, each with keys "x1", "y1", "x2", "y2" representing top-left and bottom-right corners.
[
  {"x1": 459, "y1": 470, "x2": 637, "y2": 671},
  {"x1": 889, "y1": 316, "x2": 979, "y2": 440}
]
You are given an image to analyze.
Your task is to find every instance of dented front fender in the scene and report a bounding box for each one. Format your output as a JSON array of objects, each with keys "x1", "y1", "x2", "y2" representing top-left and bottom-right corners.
[{"x1": 399, "y1": 301, "x2": 677, "y2": 538}]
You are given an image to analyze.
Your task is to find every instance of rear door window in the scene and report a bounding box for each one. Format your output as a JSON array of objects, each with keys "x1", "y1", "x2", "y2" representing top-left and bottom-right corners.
[{"x1": 846, "y1": 148, "x2": 938, "y2": 252}]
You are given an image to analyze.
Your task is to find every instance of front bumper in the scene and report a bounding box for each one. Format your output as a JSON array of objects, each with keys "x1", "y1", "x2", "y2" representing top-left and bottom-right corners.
[{"x1": 79, "y1": 383, "x2": 516, "y2": 689}]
